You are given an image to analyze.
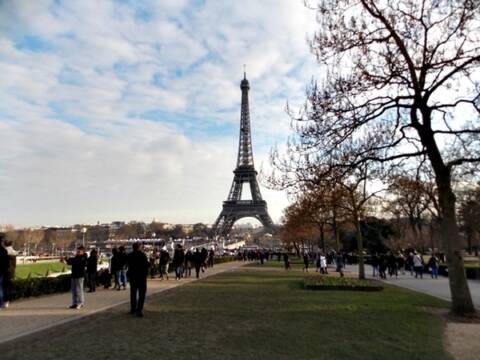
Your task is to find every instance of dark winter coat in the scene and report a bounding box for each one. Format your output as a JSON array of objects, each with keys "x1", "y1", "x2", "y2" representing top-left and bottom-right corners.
[
  {"x1": 172, "y1": 249, "x2": 185, "y2": 267},
  {"x1": 127, "y1": 250, "x2": 149, "y2": 280},
  {"x1": 66, "y1": 254, "x2": 88, "y2": 279},
  {"x1": 159, "y1": 250, "x2": 170, "y2": 265},
  {"x1": 87, "y1": 254, "x2": 98, "y2": 273},
  {"x1": 0, "y1": 246, "x2": 9, "y2": 277}
]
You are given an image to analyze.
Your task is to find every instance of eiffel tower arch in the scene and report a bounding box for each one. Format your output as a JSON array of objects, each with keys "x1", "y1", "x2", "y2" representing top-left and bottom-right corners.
[{"x1": 212, "y1": 73, "x2": 274, "y2": 238}]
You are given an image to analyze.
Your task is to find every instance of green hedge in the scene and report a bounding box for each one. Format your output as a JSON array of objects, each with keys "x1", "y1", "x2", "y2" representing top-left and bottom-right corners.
[
  {"x1": 10, "y1": 256, "x2": 237, "y2": 301},
  {"x1": 304, "y1": 276, "x2": 383, "y2": 291},
  {"x1": 11, "y1": 274, "x2": 71, "y2": 301}
]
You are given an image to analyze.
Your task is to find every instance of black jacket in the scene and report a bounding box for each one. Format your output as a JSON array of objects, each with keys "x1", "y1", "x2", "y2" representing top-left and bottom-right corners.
[
  {"x1": 172, "y1": 249, "x2": 185, "y2": 267},
  {"x1": 193, "y1": 251, "x2": 203, "y2": 267},
  {"x1": 67, "y1": 254, "x2": 88, "y2": 279},
  {"x1": 159, "y1": 250, "x2": 170, "y2": 265},
  {"x1": 0, "y1": 246, "x2": 8, "y2": 276},
  {"x1": 127, "y1": 250, "x2": 149, "y2": 280},
  {"x1": 87, "y1": 255, "x2": 98, "y2": 273}
]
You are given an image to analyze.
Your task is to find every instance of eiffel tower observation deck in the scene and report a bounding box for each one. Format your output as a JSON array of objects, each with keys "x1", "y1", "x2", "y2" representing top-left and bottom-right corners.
[{"x1": 212, "y1": 72, "x2": 274, "y2": 238}]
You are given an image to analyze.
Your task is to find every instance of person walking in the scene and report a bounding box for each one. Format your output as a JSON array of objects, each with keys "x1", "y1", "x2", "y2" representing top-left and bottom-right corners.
[
  {"x1": 116, "y1": 246, "x2": 128, "y2": 290},
  {"x1": 193, "y1": 248, "x2": 203, "y2": 279},
  {"x1": 110, "y1": 247, "x2": 120, "y2": 290},
  {"x1": 320, "y1": 254, "x2": 328, "y2": 274},
  {"x1": 315, "y1": 252, "x2": 321, "y2": 272},
  {"x1": 65, "y1": 246, "x2": 88, "y2": 309},
  {"x1": 200, "y1": 247, "x2": 208, "y2": 272},
  {"x1": 387, "y1": 252, "x2": 398, "y2": 278},
  {"x1": 159, "y1": 246, "x2": 170, "y2": 280},
  {"x1": 406, "y1": 252, "x2": 415, "y2": 276},
  {"x1": 428, "y1": 254, "x2": 439, "y2": 279},
  {"x1": 0, "y1": 234, "x2": 10, "y2": 310},
  {"x1": 396, "y1": 253, "x2": 405, "y2": 275},
  {"x1": 336, "y1": 253, "x2": 344, "y2": 277},
  {"x1": 379, "y1": 254, "x2": 387, "y2": 279},
  {"x1": 149, "y1": 249, "x2": 158, "y2": 279},
  {"x1": 371, "y1": 253, "x2": 379, "y2": 278},
  {"x1": 283, "y1": 253, "x2": 291, "y2": 270},
  {"x1": 413, "y1": 252, "x2": 424, "y2": 279},
  {"x1": 127, "y1": 243, "x2": 150, "y2": 317},
  {"x1": 172, "y1": 244, "x2": 185, "y2": 280},
  {"x1": 86, "y1": 248, "x2": 98, "y2": 293},
  {"x1": 208, "y1": 248, "x2": 215, "y2": 268},
  {"x1": 184, "y1": 249, "x2": 193, "y2": 278},
  {"x1": 303, "y1": 252, "x2": 309, "y2": 272}
]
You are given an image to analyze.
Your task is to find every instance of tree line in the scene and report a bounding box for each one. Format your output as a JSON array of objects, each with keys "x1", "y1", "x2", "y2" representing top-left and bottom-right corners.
[{"x1": 268, "y1": 0, "x2": 480, "y2": 315}]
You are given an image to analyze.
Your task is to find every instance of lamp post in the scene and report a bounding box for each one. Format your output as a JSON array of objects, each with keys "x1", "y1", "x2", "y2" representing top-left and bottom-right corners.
[{"x1": 81, "y1": 227, "x2": 87, "y2": 248}]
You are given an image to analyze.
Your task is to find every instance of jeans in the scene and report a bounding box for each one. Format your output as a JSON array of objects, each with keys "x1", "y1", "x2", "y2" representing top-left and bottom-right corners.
[
  {"x1": 116, "y1": 269, "x2": 126, "y2": 288},
  {"x1": 431, "y1": 266, "x2": 438, "y2": 279},
  {"x1": 372, "y1": 266, "x2": 379, "y2": 277},
  {"x1": 130, "y1": 277, "x2": 147, "y2": 313},
  {"x1": 175, "y1": 265, "x2": 184, "y2": 279},
  {"x1": 414, "y1": 266, "x2": 423, "y2": 279},
  {"x1": 87, "y1": 272, "x2": 96, "y2": 292},
  {"x1": 71, "y1": 277, "x2": 85, "y2": 306},
  {"x1": 0, "y1": 275, "x2": 4, "y2": 307},
  {"x1": 160, "y1": 264, "x2": 169, "y2": 279}
]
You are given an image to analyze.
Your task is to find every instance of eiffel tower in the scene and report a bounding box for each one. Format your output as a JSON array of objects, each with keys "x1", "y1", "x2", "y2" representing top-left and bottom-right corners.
[{"x1": 212, "y1": 72, "x2": 274, "y2": 238}]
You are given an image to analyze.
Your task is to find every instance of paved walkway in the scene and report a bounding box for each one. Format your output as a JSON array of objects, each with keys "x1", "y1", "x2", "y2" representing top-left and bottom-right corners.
[
  {"x1": 0, "y1": 261, "x2": 243, "y2": 345},
  {"x1": 345, "y1": 264, "x2": 480, "y2": 308}
]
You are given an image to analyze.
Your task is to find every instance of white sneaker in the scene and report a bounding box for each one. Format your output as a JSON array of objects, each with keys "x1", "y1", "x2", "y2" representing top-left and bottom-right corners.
[{"x1": 4, "y1": 302, "x2": 9, "y2": 308}]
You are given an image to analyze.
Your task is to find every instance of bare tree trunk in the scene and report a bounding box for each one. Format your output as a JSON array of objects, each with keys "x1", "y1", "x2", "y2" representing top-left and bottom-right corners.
[
  {"x1": 351, "y1": 200, "x2": 365, "y2": 279},
  {"x1": 437, "y1": 173, "x2": 475, "y2": 315},
  {"x1": 293, "y1": 241, "x2": 300, "y2": 257},
  {"x1": 429, "y1": 221, "x2": 435, "y2": 254},
  {"x1": 332, "y1": 206, "x2": 340, "y2": 252},
  {"x1": 319, "y1": 224, "x2": 326, "y2": 255}
]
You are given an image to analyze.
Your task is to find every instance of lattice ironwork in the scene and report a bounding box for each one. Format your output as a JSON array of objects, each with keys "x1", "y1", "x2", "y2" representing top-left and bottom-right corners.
[{"x1": 212, "y1": 73, "x2": 274, "y2": 238}]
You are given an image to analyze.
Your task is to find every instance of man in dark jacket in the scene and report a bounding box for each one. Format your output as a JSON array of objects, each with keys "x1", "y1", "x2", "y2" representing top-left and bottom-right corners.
[
  {"x1": 127, "y1": 243, "x2": 149, "y2": 317},
  {"x1": 86, "y1": 248, "x2": 98, "y2": 293},
  {"x1": 208, "y1": 248, "x2": 215, "y2": 268},
  {"x1": 159, "y1": 247, "x2": 170, "y2": 280},
  {"x1": 116, "y1": 246, "x2": 128, "y2": 290},
  {"x1": 65, "y1": 246, "x2": 88, "y2": 309},
  {"x1": 172, "y1": 244, "x2": 185, "y2": 280},
  {"x1": 193, "y1": 248, "x2": 203, "y2": 279},
  {"x1": 0, "y1": 233, "x2": 9, "y2": 309}
]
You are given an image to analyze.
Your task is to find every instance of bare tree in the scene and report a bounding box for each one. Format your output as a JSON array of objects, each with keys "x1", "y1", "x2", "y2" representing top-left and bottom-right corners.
[
  {"x1": 458, "y1": 184, "x2": 480, "y2": 255},
  {"x1": 283, "y1": 0, "x2": 480, "y2": 315}
]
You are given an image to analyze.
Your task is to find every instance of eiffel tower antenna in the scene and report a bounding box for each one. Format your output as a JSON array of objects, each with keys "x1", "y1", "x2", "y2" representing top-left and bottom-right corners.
[{"x1": 212, "y1": 73, "x2": 274, "y2": 238}]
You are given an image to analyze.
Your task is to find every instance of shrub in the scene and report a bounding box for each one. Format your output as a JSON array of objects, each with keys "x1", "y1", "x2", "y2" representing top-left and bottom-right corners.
[
  {"x1": 304, "y1": 276, "x2": 383, "y2": 291},
  {"x1": 12, "y1": 275, "x2": 71, "y2": 301},
  {"x1": 11, "y1": 256, "x2": 237, "y2": 301}
]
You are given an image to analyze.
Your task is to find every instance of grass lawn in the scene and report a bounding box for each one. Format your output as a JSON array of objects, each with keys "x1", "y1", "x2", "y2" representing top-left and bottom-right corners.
[
  {"x1": 15, "y1": 262, "x2": 69, "y2": 279},
  {"x1": 0, "y1": 266, "x2": 450, "y2": 360},
  {"x1": 464, "y1": 262, "x2": 480, "y2": 269}
]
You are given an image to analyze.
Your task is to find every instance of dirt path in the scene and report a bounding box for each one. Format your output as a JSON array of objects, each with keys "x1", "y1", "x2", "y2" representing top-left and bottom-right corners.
[{"x1": 444, "y1": 318, "x2": 480, "y2": 360}]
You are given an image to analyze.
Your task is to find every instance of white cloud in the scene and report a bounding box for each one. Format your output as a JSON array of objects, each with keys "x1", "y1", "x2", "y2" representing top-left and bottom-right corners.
[{"x1": 0, "y1": 0, "x2": 316, "y2": 227}]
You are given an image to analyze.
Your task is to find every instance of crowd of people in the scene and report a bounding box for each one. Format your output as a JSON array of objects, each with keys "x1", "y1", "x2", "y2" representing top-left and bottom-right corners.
[
  {"x1": 370, "y1": 251, "x2": 441, "y2": 280},
  {"x1": 62, "y1": 243, "x2": 217, "y2": 316},
  {"x1": 239, "y1": 246, "x2": 443, "y2": 281},
  {"x1": 297, "y1": 249, "x2": 442, "y2": 280}
]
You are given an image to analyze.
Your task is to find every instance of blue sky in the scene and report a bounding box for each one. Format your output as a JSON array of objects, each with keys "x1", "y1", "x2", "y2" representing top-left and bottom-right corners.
[{"x1": 0, "y1": 0, "x2": 318, "y2": 227}]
